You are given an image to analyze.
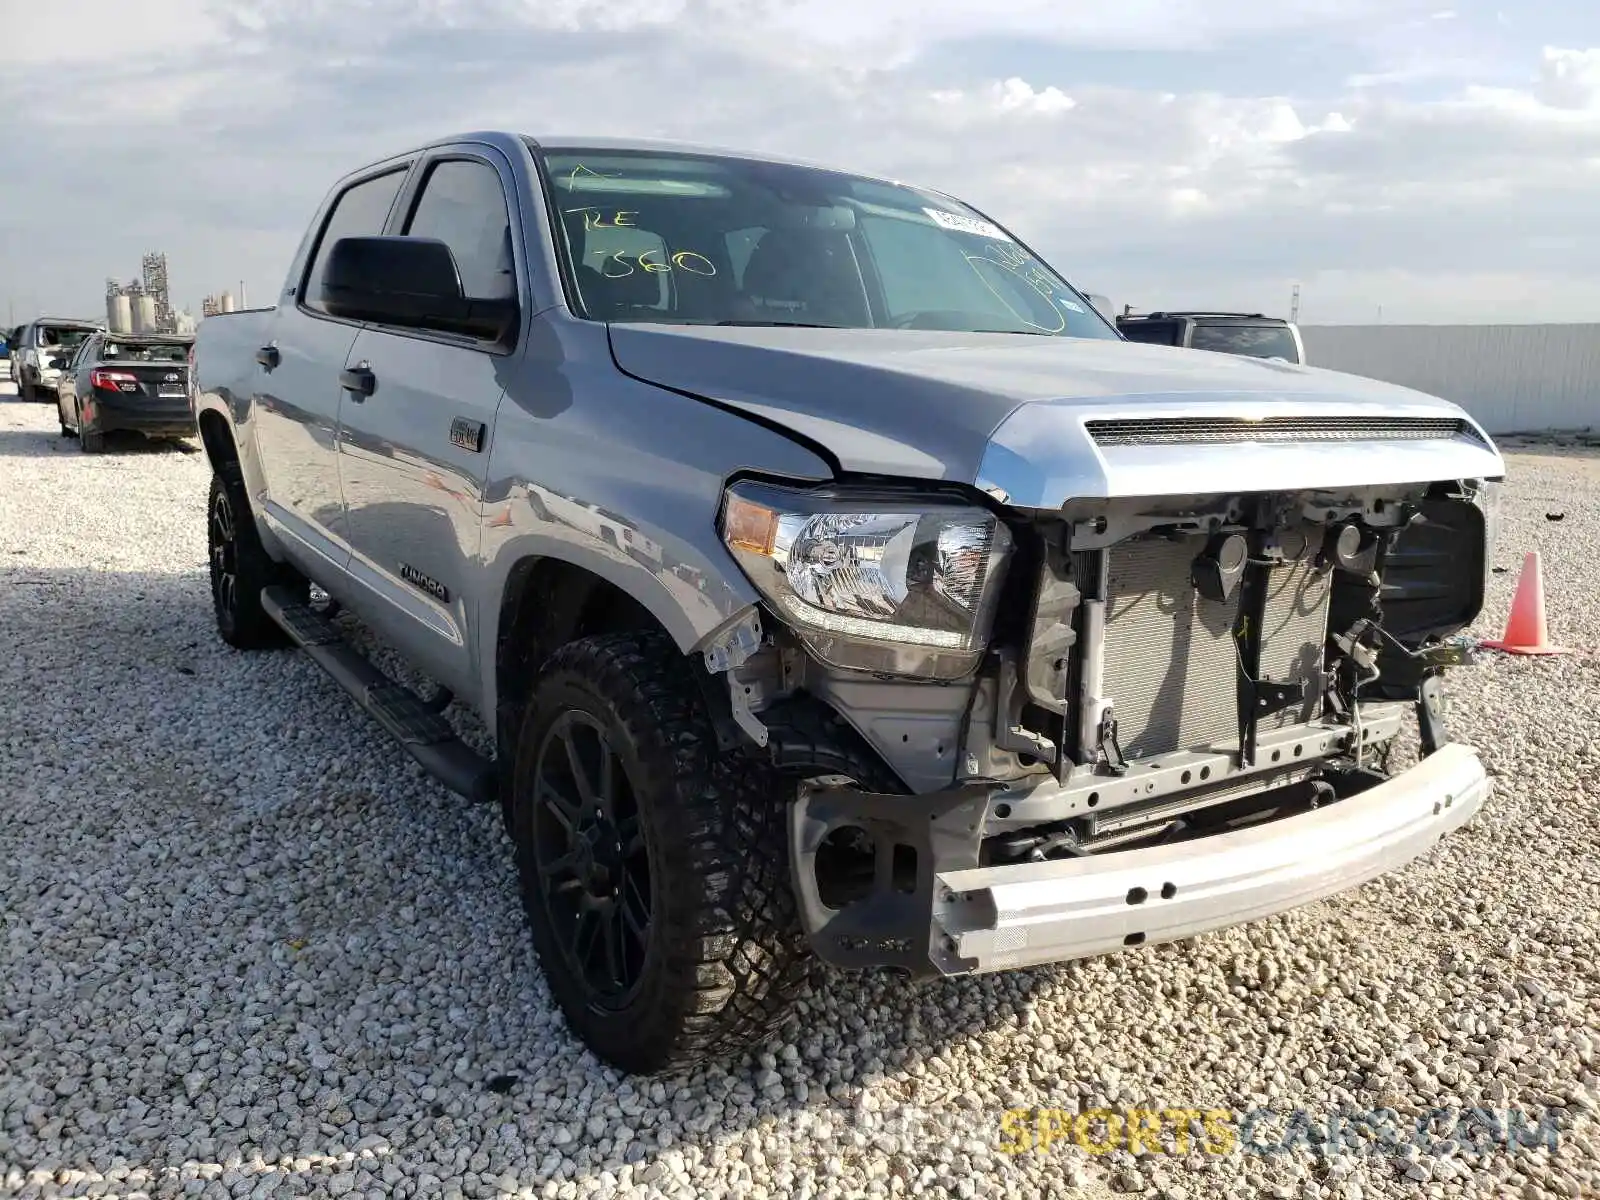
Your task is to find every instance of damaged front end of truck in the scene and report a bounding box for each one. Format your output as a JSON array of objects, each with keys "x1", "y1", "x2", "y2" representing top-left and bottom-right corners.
[{"x1": 710, "y1": 405, "x2": 1505, "y2": 977}]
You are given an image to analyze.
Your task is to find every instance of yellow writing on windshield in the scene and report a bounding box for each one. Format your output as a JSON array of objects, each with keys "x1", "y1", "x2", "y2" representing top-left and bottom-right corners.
[
  {"x1": 593, "y1": 251, "x2": 719, "y2": 279},
  {"x1": 568, "y1": 163, "x2": 622, "y2": 188},
  {"x1": 565, "y1": 207, "x2": 639, "y2": 230},
  {"x1": 964, "y1": 245, "x2": 1068, "y2": 334}
]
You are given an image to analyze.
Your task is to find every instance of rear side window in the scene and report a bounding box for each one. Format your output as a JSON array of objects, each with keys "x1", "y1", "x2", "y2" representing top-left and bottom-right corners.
[
  {"x1": 303, "y1": 168, "x2": 408, "y2": 313},
  {"x1": 1190, "y1": 323, "x2": 1299, "y2": 361},
  {"x1": 1118, "y1": 320, "x2": 1182, "y2": 346},
  {"x1": 402, "y1": 159, "x2": 515, "y2": 302}
]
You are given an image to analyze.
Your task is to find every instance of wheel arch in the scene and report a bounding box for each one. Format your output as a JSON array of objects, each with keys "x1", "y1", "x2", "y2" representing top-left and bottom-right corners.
[
  {"x1": 197, "y1": 408, "x2": 239, "y2": 475},
  {"x1": 492, "y1": 550, "x2": 721, "y2": 787}
]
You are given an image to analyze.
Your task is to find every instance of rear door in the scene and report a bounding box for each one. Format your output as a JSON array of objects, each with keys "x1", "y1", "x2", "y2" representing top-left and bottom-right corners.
[
  {"x1": 335, "y1": 147, "x2": 520, "y2": 695},
  {"x1": 252, "y1": 163, "x2": 411, "y2": 572},
  {"x1": 58, "y1": 335, "x2": 98, "y2": 423}
]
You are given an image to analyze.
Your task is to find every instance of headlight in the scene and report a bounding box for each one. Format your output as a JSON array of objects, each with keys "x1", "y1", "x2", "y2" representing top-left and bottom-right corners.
[{"x1": 719, "y1": 480, "x2": 1013, "y2": 679}]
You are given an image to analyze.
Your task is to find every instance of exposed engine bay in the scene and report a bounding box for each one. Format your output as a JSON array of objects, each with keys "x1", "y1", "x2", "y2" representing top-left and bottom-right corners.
[
  {"x1": 964, "y1": 479, "x2": 1488, "y2": 862},
  {"x1": 732, "y1": 476, "x2": 1491, "y2": 969}
]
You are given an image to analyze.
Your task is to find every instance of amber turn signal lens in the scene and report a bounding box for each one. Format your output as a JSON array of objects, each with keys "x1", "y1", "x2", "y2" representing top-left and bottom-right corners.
[{"x1": 723, "y1": 494, "x2": 779, "y2": 555}]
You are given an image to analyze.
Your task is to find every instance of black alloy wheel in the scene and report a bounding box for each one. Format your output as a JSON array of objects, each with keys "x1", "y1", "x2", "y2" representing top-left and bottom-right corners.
[
  {"x1": 209, "y1": 482, "x2": 240, "y2": 627},
  {"x1": 510, "y1": 631, "x2": 810, "y2": 1074},
  {"x1": 207, "y1": 465, "x2": 303, "y2": 649},
  {"x1": 531, "y1": 711, "x2": 652, "y2": 1008}
]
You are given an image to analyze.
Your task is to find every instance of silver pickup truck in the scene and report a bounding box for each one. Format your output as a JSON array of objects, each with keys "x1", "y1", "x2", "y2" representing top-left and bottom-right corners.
[{"x1": 193, "y1": 131, "x2": 1503, "y2": 1075}]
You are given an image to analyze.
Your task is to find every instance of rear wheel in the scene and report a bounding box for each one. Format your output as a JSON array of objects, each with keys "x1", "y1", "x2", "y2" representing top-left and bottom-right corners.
[
  {"x1": 79, "y1": 422, "x2": 105, "y2": 453},
  {"x1": 509, "y1": 631, "x2": 807, "y2": 1074},
  {"x1": 208, "y1": 463, "x2": 306, "y2": 649}
]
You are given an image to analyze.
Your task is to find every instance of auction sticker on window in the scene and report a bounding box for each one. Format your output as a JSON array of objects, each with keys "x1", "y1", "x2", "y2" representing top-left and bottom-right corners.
[{"x1": 924, "y1": 208, "x2": 1012, "y2": 240}]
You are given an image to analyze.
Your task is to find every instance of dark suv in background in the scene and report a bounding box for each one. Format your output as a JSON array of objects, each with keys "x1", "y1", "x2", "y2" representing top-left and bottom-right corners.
[{"x1": 1116, "y1": 310, "x2": 1305, "y2": 365}]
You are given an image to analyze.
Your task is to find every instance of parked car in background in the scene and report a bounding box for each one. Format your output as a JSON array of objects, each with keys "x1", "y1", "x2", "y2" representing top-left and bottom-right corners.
[
  {"x1": 54, "y1": 331, "x2": 195, "y2": 452},
  {"x1": 193, "y1": 131, "x2": 1499, "y2": 1075},
  {"x1": 1117, "y1": 310, "x2": 1306, "y2": 364},
  {"x1": 11, "y1": 317, "x2": 103, "y2": 402}
]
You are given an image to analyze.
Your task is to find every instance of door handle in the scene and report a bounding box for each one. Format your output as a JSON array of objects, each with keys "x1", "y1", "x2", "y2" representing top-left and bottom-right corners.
[
  {"x1": 339, "y1": 364, "x2": 376, "y2": 399},
  {"x1": 255, "y1": 345, "x2": 280, "y2": 369}
]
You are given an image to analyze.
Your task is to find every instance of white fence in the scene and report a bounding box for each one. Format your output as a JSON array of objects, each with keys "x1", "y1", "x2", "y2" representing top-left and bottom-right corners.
[{"x1": 1300, "y1": 323, "x2": 1600, "y2": 435}]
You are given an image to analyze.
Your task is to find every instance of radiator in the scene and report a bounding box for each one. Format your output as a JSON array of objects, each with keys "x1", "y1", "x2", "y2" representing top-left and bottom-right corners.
[{"x1": 1099, "y1": 535, "x2": 1331, "y2": 760}]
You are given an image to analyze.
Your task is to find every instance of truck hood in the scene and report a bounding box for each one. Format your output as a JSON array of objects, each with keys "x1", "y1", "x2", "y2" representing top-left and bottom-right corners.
[{"x1": 607, "y1": 324, "x2": 1505, "y2": 505}]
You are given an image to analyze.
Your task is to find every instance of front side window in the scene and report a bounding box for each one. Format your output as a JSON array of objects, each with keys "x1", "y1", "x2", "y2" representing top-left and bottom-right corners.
[
  {"x1": 403, "y1": 159, "x2": 516, "y2": 301},
  {"x1": 537, "y1": 149, "x2": 1117, "y2": 338},
  {"x1": 1190, "y1": 323, "x2": 1299, "y2": 362},
  {"x1": 304, "y1": 168, "x2": 408, "y2": 313}
]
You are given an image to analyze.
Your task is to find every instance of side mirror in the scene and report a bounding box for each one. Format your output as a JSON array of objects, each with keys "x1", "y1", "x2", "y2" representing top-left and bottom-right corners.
[
  {"x1": 320, "y1": 236, "x2": 517, "y2": 342},
  {"x1": 47, "y1": 356, "x2": 68, "y2": 370}
]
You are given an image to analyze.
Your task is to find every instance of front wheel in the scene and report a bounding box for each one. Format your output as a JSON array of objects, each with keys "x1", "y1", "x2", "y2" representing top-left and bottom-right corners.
[
  {"x1": 509, "y1": 631, "x2": 807, "y2": 1074},
  {"x1": 208, "y1": 464, "x2": 306, "y2": 649}
]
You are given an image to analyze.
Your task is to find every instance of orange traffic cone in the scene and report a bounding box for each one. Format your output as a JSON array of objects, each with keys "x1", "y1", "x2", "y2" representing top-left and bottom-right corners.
[{"x1": 1482, "y1": 551, "x2": 1567, "y2": 655}]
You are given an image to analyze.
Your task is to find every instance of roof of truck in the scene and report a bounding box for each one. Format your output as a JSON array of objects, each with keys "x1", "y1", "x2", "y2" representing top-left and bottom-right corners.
[{"x1": 384, "y1": 130, "x2": 928, "y2": 192}]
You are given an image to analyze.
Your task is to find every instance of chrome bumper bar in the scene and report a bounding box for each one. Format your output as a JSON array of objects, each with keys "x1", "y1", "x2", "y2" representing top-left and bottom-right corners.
[{"x1": 930, "y1": 743, "x2": 1488, "y2": 974}]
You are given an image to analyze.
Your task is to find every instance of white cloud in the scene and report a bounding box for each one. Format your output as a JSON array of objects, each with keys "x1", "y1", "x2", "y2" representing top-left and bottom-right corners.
[
  {"x1": 4, "y1": 0, "x2": 224, "y2": 64},
  {"x1": 1535, "y1": 46, "x2": 1600, "y2": 110},
  {"x1": 1, "y1": 0, "x2": 1598, "y2": 324},
  {"x1": 994, "y1": 78, "x2": 1077, "y2": 115}
]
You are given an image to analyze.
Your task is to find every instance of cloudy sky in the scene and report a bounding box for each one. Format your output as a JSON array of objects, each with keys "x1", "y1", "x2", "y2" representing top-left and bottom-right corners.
[{"x1": 3, "y1": 0, "x2": 1598, "y2": 326}]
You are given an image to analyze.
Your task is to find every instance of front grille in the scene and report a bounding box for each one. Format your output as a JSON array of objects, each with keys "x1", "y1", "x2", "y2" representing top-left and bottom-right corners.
[
  {"x1": 1098, "y1": 535, "x2": 1331, "y2": 759},
  {"x1": 1086, "y1": 416, "x2": 1474, "y2": 446}
]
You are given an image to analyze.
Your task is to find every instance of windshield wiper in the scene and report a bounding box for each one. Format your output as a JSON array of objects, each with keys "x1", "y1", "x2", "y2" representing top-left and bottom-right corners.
[{"x1": 713, "y1": 319, "x2": 842, "y2": 329}]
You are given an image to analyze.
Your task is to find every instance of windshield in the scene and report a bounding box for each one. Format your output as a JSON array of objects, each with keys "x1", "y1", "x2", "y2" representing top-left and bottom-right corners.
[
  {"x1": 1190, "y1": 323, "x2": 1299, "y2": 362},
  {"x1": 536, "y1": 149, "x2": 1117, "y2": 339},
  {"x1": 39, "y1": 326, "x2": 94, "y2": 350},
  {"x1": 103, "y1": 340, "x2": 190, "y2": 363}
]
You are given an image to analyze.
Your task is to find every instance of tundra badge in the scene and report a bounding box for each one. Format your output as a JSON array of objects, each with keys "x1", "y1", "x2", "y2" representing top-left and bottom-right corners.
[{"x1": 400, "y1": 563, "x2": 449, "y2": 602}]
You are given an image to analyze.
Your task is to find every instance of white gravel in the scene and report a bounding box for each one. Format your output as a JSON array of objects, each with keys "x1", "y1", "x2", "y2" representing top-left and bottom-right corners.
[{"x1": 1, "y1": 391, "x2": 1597, "y2": 1200}]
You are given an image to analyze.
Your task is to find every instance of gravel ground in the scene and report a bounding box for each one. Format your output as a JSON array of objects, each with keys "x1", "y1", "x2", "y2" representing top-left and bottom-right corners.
[{"x1": 1, "y1": 390, "x2": 1597, "y2": 1200}]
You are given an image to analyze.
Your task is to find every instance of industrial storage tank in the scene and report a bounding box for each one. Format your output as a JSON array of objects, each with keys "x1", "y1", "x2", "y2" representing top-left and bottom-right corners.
[{"x1": 106, "y1": 293, "x2": 132, "y2": 334}]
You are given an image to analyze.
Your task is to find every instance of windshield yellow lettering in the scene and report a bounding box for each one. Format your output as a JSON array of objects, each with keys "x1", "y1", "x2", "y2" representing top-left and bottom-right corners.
[
  {"x1": 583, "y1": 251, "x2": 720, "y2": 279},
  {"x1": 670, "y1": 251, "x2": 716, "y2": 276},
  {"x1": 568, "y1": 163, "x2": 622, "y2": 188},
  {"x1": 565, "y1": 207, "x2": 639, "y2": 230}
]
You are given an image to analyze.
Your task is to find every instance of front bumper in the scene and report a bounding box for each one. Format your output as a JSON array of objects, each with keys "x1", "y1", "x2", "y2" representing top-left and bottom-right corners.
[{"x1": 791, "y1": 743, "x2": 1487, "y2": 975}]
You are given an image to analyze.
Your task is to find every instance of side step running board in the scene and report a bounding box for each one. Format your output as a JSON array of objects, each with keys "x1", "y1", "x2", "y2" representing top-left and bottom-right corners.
[{"x1": 261, "y1": 586, "x2": 497, "y2": 805}]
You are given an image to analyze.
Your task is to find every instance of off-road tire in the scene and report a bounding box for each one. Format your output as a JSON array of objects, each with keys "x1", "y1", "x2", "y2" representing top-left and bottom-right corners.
[
  {"x1": 17, "y1": 378, "x2": 34, "y2": 403},
  {"x1": 208, "y1": 463, "x2": 306, "y2": 649},
  {"x1": 509, "y1": 630, "x2": 807, "y2": 1074}
]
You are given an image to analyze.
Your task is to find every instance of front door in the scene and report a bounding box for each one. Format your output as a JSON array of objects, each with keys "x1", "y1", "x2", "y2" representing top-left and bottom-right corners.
[
  {"x1": 336, "y1": 151, "x2": 520, "y2": 695},
  {"x1": 251, "y1": 164, "x2": 410, "y2": 570}
]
